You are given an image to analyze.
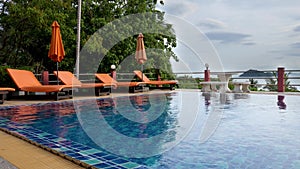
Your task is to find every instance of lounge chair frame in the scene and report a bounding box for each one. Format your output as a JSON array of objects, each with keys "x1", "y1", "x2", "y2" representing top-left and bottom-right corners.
[
  {"x1": 133, "y1": 70, "x2": 178, "y2": 90},
  {"x1": 0, "y1": 88, "x2": 15, "y2": 104},
  {"x1": 53, "y1": 71, "x2": 112, "y2": 96},
  {"x1": 95, "y1": 73, "x2": 147, "y2": 93}
]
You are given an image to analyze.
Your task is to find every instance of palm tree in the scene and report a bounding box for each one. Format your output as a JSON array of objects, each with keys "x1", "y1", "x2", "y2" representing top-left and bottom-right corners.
[
  {"x1": 249, "y1": 78, "x2": 258, "y2": 91},
  {"x1": 264, "y1": 71, "x2": 298, "y2": 92}
]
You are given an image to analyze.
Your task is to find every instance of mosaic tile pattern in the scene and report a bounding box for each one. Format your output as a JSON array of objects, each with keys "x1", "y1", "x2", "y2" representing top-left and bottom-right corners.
[{"x1": 0, "y1": 117, "x2": 146, "y2": 169}]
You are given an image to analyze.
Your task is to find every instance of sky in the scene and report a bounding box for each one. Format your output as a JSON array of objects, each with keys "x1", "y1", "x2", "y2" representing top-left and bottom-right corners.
[{"x1": 156, "y1": 0, "x2": 300, "y2": 72}]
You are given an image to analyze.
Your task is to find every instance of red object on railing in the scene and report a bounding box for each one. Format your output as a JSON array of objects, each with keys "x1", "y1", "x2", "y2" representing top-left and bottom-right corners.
[
  {"x1": 42, "y1": 71, "x2": 49, "y2": 85},
  {"x1": 110, "y1": 70, "x2": 116, "y2": 80},
  {"x1": 204, "y1": 70, "x2": 210, "y2": 81},
  {"x1": 278, "y1": 67, "x2": 285, "y2": 92}
]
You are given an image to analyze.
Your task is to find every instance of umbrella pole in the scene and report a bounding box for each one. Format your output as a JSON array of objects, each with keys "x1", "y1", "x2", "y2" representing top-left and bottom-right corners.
[
  {"x1": 57, "y1": 62, "x2": 59, "y2": 85},
  {"x1": 141, "y1": 64, "x2": 143, "y2": 81}
]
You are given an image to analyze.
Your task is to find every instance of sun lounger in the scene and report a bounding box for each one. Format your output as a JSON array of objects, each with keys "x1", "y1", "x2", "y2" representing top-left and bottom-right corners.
[
  {"x1": 95, "y1": 73, "x2": 146, "y2": 93},
  {"x1": 133, "y1": 70, "x2": 178, "y2": 90},
  {"x1": 0, "y1": 87, "x2": 15, "y2": 104},
  {"x1": 6, "y1": 68, "x2": 73, "y2": 100},
  {"x1": 53, "y1": 71, "x2": 114, "y2": 96}
]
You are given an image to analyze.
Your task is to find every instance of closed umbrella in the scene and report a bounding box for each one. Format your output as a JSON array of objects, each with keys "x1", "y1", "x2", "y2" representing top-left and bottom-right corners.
[
  {"x1": 135, "y1": 33, "x2": 147, "y2": 80},
  {"x1": 48, "y1": 21, "x2": 65, "y2": 84}
]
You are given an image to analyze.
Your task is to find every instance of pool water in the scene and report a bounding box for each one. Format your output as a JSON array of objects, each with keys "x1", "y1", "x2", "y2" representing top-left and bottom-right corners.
[{"x1": 0, "y1": 92, "x2": 300, "y2": 169}]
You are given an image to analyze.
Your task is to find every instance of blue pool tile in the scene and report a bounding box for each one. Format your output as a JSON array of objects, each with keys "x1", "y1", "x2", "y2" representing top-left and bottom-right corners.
[
  {"x1": 93, "y1": 162, "x2": 111, "y2": 168},
  {"x1": 74, "y1": 155, "x2": 90, "y2": 161},
  {"x1": 112, "y1": 158, "x2": 130, "y2": 164},
  {"x1": 43, "y1": 135, "x2": 57, "y2": 139},
  {"x1": 102, "y1": 154, "x2": 119, "y2": 161},
  {"x1": 31, "y1": 138, "x2": 45, "y2": 143},
  {"x1": 82, "y1": 158, "x2": 102, "y2": 165},
  {"x1": 53, "y1": 137, "x2": 67, "y2": 143},
  {"x1": 43, "y1": 143, "x2": 61, "y2": 149},
  {"x1": 53, "y1": 147, "x2": 69, "y2": 152},
  {"x1": 120, "y1": 162, "x2": 141, "y2": 169},
  {"x1": 105, "y1": 167, "x2": 121, "y2": 169},
  {"x1": 5, "y1": 126, "x2": 18, "y2": 130},
  {"x1": 29, "y1": 129, "x2": 44, "y2": 134},
  {"x1": 132, "y1": 166, "x2": 149, "y2": 169},
  {"x1": 61, "y1": 150, "x2": 77, "y2": 156},
  {"x1": 77, "y1": 146, "x2": 92, "y2": 151},
  {"x1": 92, "y1": 152, "x2": 110, "y2": 157},
  {"x1": 79, "y1": 148, "x2": 102, "y2": 155},
  {"x1": 113, "y1": 166, "x2": 127, "y2": 169},
  {"x1": 58, "y1": 140, "x2": 73, "y2": 145}
]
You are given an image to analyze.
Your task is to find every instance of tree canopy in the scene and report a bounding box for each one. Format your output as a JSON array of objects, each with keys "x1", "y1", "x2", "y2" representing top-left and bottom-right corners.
[{"x1": 0, "y1": 0, "x2": 177, "y2": 79}]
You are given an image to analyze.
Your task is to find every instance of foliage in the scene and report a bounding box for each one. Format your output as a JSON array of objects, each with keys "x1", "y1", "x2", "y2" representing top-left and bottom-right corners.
[
  {"x1": 249, "y1": 78, "x2": 258, "y2": 91},
  {"x1": 0, "y1": 0, "x2": 177, "y2": 86},
  {"x1": 0, "y1": 65, "x2": 13, "y2": 87},
  {"x1": 0, "y1": 0, "x2": 77, "y2": 72},
  {"x1": 263, "y1": 71, "x2": 299, "y2": 92},
  {"x1": 172, "y1": 75, "x2": 199, "y2": 89}
]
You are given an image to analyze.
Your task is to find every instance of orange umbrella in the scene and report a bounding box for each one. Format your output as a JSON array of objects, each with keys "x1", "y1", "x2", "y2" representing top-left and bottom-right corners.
[
  {"x1": 48, "y1": 21, "x2": 65, "y2": 84},
  {"x1": 135, "y1": 33, "x2": 147, "y2": 64},
  {"x1": 135, "y1": 33, "x2": 147, "y2": 80}
]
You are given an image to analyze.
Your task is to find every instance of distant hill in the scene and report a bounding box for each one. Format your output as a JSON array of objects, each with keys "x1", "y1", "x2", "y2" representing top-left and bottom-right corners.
[{"x1": 239, "y1": 69, "x2": 273, "y2": 77}]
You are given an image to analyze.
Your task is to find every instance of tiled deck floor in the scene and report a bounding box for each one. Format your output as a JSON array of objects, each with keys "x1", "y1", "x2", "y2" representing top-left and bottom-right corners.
[{"x1": 0, "y1": 130, "x2": 85, "y2": 169}]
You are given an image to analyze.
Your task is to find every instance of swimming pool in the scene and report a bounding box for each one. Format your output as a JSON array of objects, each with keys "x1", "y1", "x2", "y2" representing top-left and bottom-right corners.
[{"x1": 0, "y1": 91, "x2": 300, "y2": 168}]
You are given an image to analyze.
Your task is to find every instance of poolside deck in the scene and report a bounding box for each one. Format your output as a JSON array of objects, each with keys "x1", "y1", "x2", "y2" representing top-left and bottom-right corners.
[{"x1": 0, "y1": 130, "x2": 85, "y2": 169}]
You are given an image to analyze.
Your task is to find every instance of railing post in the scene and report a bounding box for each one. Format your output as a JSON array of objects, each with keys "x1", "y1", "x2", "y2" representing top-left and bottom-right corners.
[
  {"x1": 110, "y1": 65, "x2": 116, "y2": 80},
  {"x1": 204, "y1": 70, "x2": 210, "y2": 81},
  {"x1": 277, "y1": 67, "x2": 285, "y2": 92},
  {"x1": 156, "y1": 69, "x2": 162, "y2": 87},
  {"x1": 42, "y1": 71, "x2": 49, "y2": 85},
  {"x1": 204, "y1": 63, "x2": 210, "y2": 81}
]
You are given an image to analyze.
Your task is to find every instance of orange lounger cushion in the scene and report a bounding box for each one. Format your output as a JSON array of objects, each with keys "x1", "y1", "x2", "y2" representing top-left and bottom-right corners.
[
  {"x1": 7, "y1": 68, "x2": 73, "y2": 92},
  {"x1": 6, "y1": 68, "x2": 73, "y2": 100},
  {"x1": 53, "y1": 71, "x2": 115, "y2": 88},
  {"x1": 0, "y1": 88, "x2": 15, "y2": 92}
]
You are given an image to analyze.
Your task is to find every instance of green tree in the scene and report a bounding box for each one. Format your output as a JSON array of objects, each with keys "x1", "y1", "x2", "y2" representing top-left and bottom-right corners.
[
  {"x1": 0, "y1": 0, "x2": 177, "y2": 83},
  {"x1": 0, "y1": 0, "x2": 77, "y2": 72},
  {"x1": 77, "y1": 0, "x2": 177, "y2": 80}
]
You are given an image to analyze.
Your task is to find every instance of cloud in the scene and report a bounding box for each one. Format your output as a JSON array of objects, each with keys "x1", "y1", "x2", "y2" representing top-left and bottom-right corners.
[
  {"x1": 269, "y1": 49, "x2": 300, "y2": 58},
  {"x1": 198, "y1": 18, "x2": 226, "y2": 30},
  {"x1": 294, "y1": 25, "x2": 300, "y2": 32},
  {"x1": 287, "y1": 52, "x2": 300, "y2": 57},
  {"x1": 242, "y1": 42, "x2": 256, "y2": 46},
  {"x1": 205, "y1": 31, "x2": 251, "y2": 44},
  {"x1": 290, "y1": 42, "x2": 300, "y2": 48},
  {"x1": 159, "y1": 0, "x2": 300, "y2": 71},
  {"x1": 160, "y1": 1, "x2": 198, "y2": 17}
]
